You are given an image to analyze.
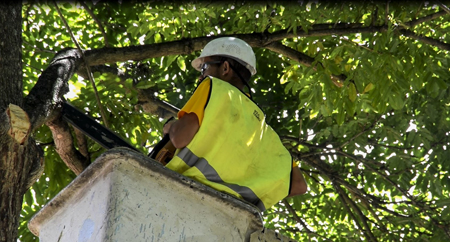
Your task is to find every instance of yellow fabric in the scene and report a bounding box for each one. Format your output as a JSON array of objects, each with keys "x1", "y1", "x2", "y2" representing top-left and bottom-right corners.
[
  {"x1": 177, "y1": 78, "x2": 211, "y2": 125},
  {"x1": 178, "y1": 77, "x2": 250, "y2": 124},
  {"x1": 167, "y1": 77, "x2": 292, "y2": 211}
]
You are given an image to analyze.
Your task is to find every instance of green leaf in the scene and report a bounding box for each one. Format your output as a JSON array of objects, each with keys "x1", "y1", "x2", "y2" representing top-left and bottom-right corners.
[
  {"x1": 363, "y1": 83, "x2": 374, "y2": 93},
  {"x1": 205, "y1": 9, "x2": 216, "y2": 18},
  {"x1": 388, "y1": 92, "x2": 404, "y2": 110},
  {"x1": 434, "y1": 198, "x2": 450, "y2": 207},
  {"x1": 336, "y1": 107, "x2": 346, "y2": 125},
  {"x1": 154, "y1": 32, "x2": 162, "y2": 43},
  {"x1": 177, "y1": 56, "x2": 186, "y2": 71},
  {"x1": 348, "y1": 83, "x2": 357, "y2": 102},
  {"x1": 135, "y1": 81, "x2": 154, "y2": 89}
]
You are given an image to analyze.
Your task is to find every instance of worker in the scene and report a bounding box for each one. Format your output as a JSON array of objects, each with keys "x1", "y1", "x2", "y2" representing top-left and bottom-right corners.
[{"x1": 162, "y1": 37, "x2": 308, "y2": 211}]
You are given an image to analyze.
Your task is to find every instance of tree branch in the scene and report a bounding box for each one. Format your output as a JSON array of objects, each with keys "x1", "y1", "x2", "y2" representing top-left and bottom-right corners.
[
  {"x1": 398, "y1": 28, "x2": 450, "y2": 51},
  {"x1": 295, "y1": 152, "x2": 410, "y2": 219},
  {"x1": 74, "y1": 128, "x2": 89, "y2": 160},
  {"x1": 265, "y1": 42, "x2": 346, "y2": 87},
  {"x1": 436, "y1": 1, "x2": 450, "y2": 15},
  {"x1": 283, "y1": 199, "x2": 334, "y2": 242},
  {"x1": 336, "y1": 182, "x2": 378, "y2": 242},
  {"x1": 45, "y1": 109, "x2": 90, "y2": 175},
  {"x1": 406, "y1": 10, "x2": 448, "y2": 27},
  {"x1": 23, "y1": 48, "x2": 82, "y2": 131},
  {"x1": 81, "y1": 17, "x2": 447, "y2": 68},
  {"x1": 332, "y1": 182, "x2": 368, "y2": 240},
  {"x1": 338, "y1": 150, "x2": 450, "y2": 239},
  {"x1": 339, "y1": 116, "x2": 383, "y2": 149}
]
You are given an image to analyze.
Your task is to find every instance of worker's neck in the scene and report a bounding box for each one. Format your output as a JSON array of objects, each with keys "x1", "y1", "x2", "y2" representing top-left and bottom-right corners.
[{"x1": 225, "y1": 78, "x2": 245, "y2": 91}]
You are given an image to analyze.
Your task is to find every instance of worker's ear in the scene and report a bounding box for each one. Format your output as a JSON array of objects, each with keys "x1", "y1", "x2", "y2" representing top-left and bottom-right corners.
[{"x1": 222, "y1": 61, "x2": 231, "y2": 76}]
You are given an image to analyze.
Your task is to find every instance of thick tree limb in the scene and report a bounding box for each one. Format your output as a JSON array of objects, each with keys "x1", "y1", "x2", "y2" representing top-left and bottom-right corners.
[
  {"x1": 268, "y1": 24, "x2": 385, "y2": 42},
  {"x1": 21, "y1": 48, "x2": 86, "y2": 177},
  {"x1": 23, "y1": 48, "x2": 82, "y2": 131},
  {"x1": 82, "y1": 17, "x2": 448, "y2": 67},
  {"x1": 77, "y1": 13, "x2": 449, "y2": 94},
  {"x1": 266, "y1": 10, "x2": 447, "y2": 41},
  {"x1": 46, "y1": 109, "x2": 90, "y2": 175}
]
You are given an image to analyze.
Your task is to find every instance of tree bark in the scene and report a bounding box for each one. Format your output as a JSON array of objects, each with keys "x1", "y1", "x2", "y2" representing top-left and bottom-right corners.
[
  {"x1": 0, "y1": 3, "x2": 78, "y2": 241},
  {"x1": 0, "y1": 3, "x2": 43, "y2": 242}
]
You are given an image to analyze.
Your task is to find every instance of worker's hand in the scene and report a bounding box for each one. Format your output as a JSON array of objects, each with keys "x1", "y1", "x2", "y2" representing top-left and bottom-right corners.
[{"x1": 163, "y1": 118, "x2": 176, "y2": 135}]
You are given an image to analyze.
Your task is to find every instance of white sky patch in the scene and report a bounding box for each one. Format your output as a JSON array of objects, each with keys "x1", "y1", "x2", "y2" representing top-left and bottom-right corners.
[
  {"x1": 406, "y1": 120, "x2": 417, "y2": 132},
  {"x1": 307, "y1": 129, "x2": 315, "y2": 141},
  {"x1": 66, "y1": 82, "x2": 79, "y2": 99}
]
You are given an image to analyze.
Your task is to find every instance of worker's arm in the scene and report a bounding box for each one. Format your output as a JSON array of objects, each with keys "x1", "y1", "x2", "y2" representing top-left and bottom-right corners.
[
  {"x1": 287, "y1": 166, "x2": 308, "y2": 197},
  {"x1": 163, "y1": 112, "x2": 200, "y2": 149}
]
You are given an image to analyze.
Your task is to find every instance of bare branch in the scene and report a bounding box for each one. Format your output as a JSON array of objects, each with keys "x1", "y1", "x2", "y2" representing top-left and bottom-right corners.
[
  {"x1": 407, "y1": 10, "x2": 448, "y2": 27},
  {"x1": 283, "y1": 199, "x2": 313, "y2": 233},
  {"x1": 333, "y1": 183, "x2": 378, "y2": 242},
  {"x1": 339, "y1": 116, "x2": 383, "y2": 149},
  {"x1": 46, "y1": 109, "x2": 90, "y2": 175},
  {"x1": 23, "y1": 40, "x2": 57, "y2": 54},
  {"x1": 338, "y1": 150, "x2": 450, "y2": 238},
  {"x1": 74, "y1": 128, "x2": 89, "y2": 160},
  {"x1": 265, "y1": 42, "x2": 345, "y2": 88},
  {"x1": 398, "y1": 28, "x2": 450, "y2": 51},
  {"x1": 333, "y1": 183, "x2": 366, "y2": 238},
  {"x1": 436, "y1": 1, "x2": 450, "y2": 15},
  {"x1": 283, "y1": 199, "x2": 334, "y2": 242}
]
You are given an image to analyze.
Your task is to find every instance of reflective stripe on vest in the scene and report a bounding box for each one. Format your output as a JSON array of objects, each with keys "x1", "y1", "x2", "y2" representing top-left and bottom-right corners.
[{"x1": 177, "y1": 147, "x2": 265, "y2": 211}]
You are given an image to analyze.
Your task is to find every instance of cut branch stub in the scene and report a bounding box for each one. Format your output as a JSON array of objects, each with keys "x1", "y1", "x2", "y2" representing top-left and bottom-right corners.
[{"x1": 7, "y1": 104, "x2": 31, "y2": 145}]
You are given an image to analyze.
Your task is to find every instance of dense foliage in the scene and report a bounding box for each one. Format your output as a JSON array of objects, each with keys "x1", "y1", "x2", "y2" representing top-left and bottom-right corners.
[{"x1": 17, "y1": 1, "x2": 450, "y2": 241}]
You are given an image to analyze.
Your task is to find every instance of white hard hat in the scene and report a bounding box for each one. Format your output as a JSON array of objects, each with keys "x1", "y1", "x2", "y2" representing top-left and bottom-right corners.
[{"x1": 192, "y1": 37, "x2": 257, "y2": 76}]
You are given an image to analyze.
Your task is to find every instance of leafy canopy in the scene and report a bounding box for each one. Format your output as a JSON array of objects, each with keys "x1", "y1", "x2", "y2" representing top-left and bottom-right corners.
[{"x1": 20, "y1": 1, "x2": 450, "y2": 242}]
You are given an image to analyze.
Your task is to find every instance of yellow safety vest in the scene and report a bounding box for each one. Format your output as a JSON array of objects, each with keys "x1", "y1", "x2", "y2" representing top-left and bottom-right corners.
[{"x1": 166, "y1": 77, "x2": 292, "y2": 211}]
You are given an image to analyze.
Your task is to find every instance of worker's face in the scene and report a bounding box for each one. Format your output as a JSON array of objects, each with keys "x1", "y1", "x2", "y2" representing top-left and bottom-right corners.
[{"x1": 198, "y1": 57, "x2": 222, "y2": 81}]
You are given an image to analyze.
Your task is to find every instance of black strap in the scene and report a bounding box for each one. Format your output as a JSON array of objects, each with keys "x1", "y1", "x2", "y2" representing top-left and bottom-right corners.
[{"x1": 228, "y1": 63, "x2": 253, "y2": 100}]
